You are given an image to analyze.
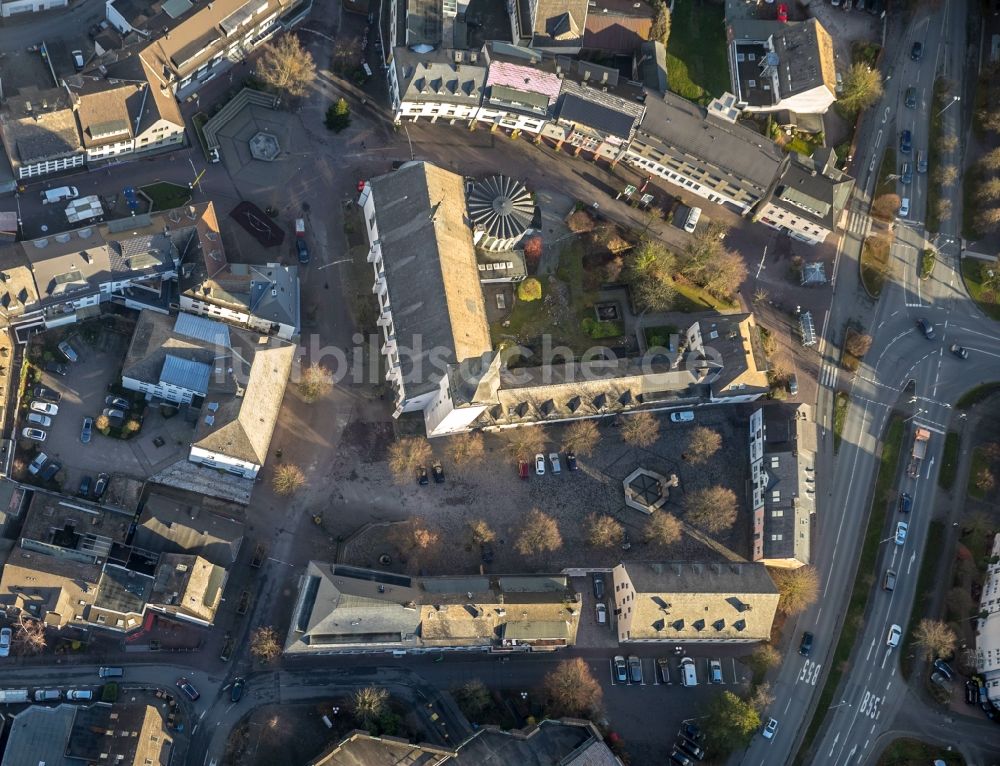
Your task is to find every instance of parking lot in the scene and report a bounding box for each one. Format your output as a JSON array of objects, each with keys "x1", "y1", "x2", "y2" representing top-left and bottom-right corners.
[
  {"x1": 606, "y1": 654, "x2": 741, "y2": 687},
  {"x1": 17, "y1": 320, "x2": 192, "y2": 497}
]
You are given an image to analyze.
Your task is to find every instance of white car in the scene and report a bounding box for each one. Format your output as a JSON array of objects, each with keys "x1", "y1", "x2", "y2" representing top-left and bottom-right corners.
[
  {"x1": 0, "y1": 627, "x2": 10, "y2": 657},
  {"x1": 27, "y1": 413, "x2": 52, "y2": 427},
  {"x1": 30, "y1": 401, "x2": 58, "y2": 416},
  {"x1": 886, "y1": 624, "x2": 902, "y2": 647},
  {"x1": 22, "y1": 428, "x2": 46, "y2": 442},
  {"x1": 762, "y1": 717, "x2": 778, "y2": 739},
  {"x1": 894, "y1": 521, "x2": 908, "y2": 546},
  {"x1": 595, "y1": 603, "x2": 607, "y2": 624},
  {"x1": 534, "y1": 453, "x2": 545, "y2": 475},
  {"x1": 670, "y1": 410, "x2": 694, "y2": 423}
]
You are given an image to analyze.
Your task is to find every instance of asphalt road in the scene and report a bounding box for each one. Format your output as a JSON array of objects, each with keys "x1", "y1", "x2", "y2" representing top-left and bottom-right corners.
[{"x1": 737, "y1": 1, "x2": 1000, "y2": 765}]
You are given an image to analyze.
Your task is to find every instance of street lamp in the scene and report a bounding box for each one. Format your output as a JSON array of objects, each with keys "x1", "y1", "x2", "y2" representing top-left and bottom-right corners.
[
  {"x1": 936, "y1": 95, "x2": 960, "y2": 117},
  {"x1": 829, "y1": 700, "x2": 851, "y2": 710}
]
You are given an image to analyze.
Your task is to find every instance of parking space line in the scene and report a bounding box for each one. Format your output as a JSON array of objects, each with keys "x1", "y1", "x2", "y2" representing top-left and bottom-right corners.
[{"x1": 609, "y1": 658, "x2": 616, "y2": 686}]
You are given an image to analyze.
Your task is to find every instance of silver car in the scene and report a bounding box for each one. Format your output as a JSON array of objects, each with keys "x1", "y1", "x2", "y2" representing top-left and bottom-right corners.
[{"x1": 80, "y1": 417, "x2": 93, "y2": 444}]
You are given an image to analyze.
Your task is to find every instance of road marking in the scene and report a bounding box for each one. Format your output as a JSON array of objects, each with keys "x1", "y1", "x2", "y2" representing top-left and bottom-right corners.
[
  {"x1": 829, "y1": 733, "x2": 840, "y2": 758},
  {"x1": 907, "y1": 551, "x2": 916, "y2": 575},
  {"x1": 784, "y1": 698, "x2": 792, "y2": 714}
]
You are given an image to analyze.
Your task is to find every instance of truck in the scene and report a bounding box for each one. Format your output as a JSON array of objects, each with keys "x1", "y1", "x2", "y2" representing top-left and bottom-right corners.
[
  {"x1": 250, "y1": 544, "x2": 265, "y2": 568},
  {"x1": 294, "y1": 218, "x2": 309, "y2": 264},
  {"x1": 0, "y1": 689, "x2": 29, "y2": 704},
  {"x1": 907, "y1": 427, "x2": 931, "y2": 478}
]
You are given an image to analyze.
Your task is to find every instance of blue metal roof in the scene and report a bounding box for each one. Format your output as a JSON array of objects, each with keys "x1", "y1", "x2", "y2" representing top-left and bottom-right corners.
[
  {"x1": 173, "y1": 312, "x2": 230, "y2": 348},
  {"x1": 160, "y1": 354, "x2": 211, "y2": 394}
]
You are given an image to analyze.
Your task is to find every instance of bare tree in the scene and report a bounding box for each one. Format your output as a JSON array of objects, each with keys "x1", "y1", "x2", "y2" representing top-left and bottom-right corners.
[
  {"x1": 686, "y1": 426, "x2": 722, "y2": 465},
  {"x1": 468, "y1": 518, "x2": 496, "y2": 546},
  {"x1": 748, "y1": 681, "x2": 775, "y2": 714},
  {"x1": 840, "y1": 62, "x2": 884, "y2": 112},
  {"x1": 14, "y1": 614, "x2": 46, "y2": 655},
  {"x1": 542, "y1": 657, "x2": 604, "y2": 718},
  {"x1": 980, "y1": 147, "x2": 1000, "y2": 171},
  {"x1": 979, "y1": 178, "x2": 1000, "y2": 203},
  {"x1": 844, "y1": 329, "x2": 873, "y2": 358},
  {"x1": 447, "y1": 433, "x2": 486, "y2": 467},
  {"x1": 748, "y1": 644, "x2": 782, "y2": 678},
  {"x1": 771, "y1": 566, "x2": 821, "y2": 615},
  {"x1": 453, "y1": 679, "x2": 492, "y2": 720},
  {"x1": 584, "y1": 512, "x2": 624, "y2": 548},
  {"x1": 387, "y1": 437, "x2": 432, "y2": 484},
  {"x1": 272, "y1": 464, "x2": 305, "y2": 495},
  {"x1": 644, "y1": 511, "x2": 682, "y2": 549},
  {"x1": 975, "y1": 467, "x2": 996, "y2": 494},
  {"x1": 936, "y1": 198, "x2": 953, "y2": 221},
  {"x1": 871, "y1": 194, "x2": 901, "y2": 220},
  {"x1": 562, "y1": 419, "x2": 600, "y2": 456},
  {"x1": 934, "y1": 165, "x2": 959, "y2": 187},
  {"x1": 914, "y1": 619, "x2": 957, "y2": 660},
  {"x1": 625, "y1": 240, "x2": 677, "y2": 312},
  {"x1": 648, "y1": 0, "x2": 671, "y2": 47},
  {"x1": 704, "y1": 250, "x2": 748, "y2": 299},
  {"x1": 502, "y1": 427, "x2": 546, "y2": 462},
  {"x1": 299, "y1": 364, "x2": 333, "y2": 403},
  {"x1": 249, "y1": 626, "x2": 282, "y2": 663},
  {"x1": 256, "y1": 34, "x2": 317, "y2": 98},
  {"x1": 683, "y1": 486, "x2": 738, "y2": 533},
  {"x1": 515, "y1": 509, "x2": 563, "y2": 556},
  {"x1": 353, "y1": 686, "x2": 390, "y2": 729},
  {"x1": 938, "y1": 134, "x2": 959, "y2": 153},
  {"x1": 390, "y1": 516, "x2": 441, "y2": 554},
  {"x1": 976, "y1": 207, "x2": 1000, "y2": 236},
  {"x1": 621, "y1": 411, "x2": 659, "y2": 448}
]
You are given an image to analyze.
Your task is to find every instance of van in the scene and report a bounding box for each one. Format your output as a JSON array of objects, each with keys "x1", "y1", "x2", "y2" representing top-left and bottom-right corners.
[
  {"x1": 679, "y1": 657, "x2": 698, "y2": 687},
  {"x1": 98, "y1": 666, "x2": 124, "y2": 679},
  {"x1": 670, "y1": 410, "x2": 695, "y2": 423},
  {"x1": 683, "y1": 206, "x2": 702, "y2": 234},
  {"x1": 34, "y1": 689, "x2": 61, "y2": 701},
  {"x1": 41, "y1": 186, "x2": 79, "y2": 205},
  {"x1": 67, "y1": 690, "x2": 93, "y2": 701}
]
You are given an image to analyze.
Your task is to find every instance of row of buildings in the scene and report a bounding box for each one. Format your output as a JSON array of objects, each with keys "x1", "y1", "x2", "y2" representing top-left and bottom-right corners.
[
  {"x1": 284, "y1": 559, "x2": 780, "y2": 654},
  {"x1": 977, "y1": 534, "x2": 1000, "y2": 705},
  {"x1": 0, "y1": 0, "x2": 311, "y2": 184}
]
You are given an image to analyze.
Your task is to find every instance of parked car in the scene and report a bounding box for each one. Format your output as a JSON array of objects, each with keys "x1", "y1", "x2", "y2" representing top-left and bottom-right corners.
[
  {"x1": 231, "y1": 678, "x2": 246, "y2": 702},
  {"x1": 894, "y1": 521, "x2": 908, "y2": 545},
  {"x1": 30, "y1": 401, "x2": 59, "y2": 416},
  {"x1": 431, "y1": 462, "x2": 444, "y2": 483},
  {"x1": 709, "y1": 659, "x2": 723, "y2": 684},
  {"x1": 33, "y1": 386, "x2": 61, "y2": 403},
  {"x1": 899, "y1": 197, "x2": 910, "y2": 217},
  {"x1": 593, "y1": 573, "x2": 605, "y2": 600},
  {"x1": 27, "y1": 413, "x2": 51, "y2": 427},
  {"x1": 657, "y1": 657, "x2": 670, "y2": 683},
  {"x1": 762, "y1": 717, "x2": 778, "y2": 740},
  {"x1": 79, "y1": 476, "x2": 92, "y2": 496},
  {"x1": 799, "y1": 631, "x2": 814, "y2": 656},
  {"x1": 886, "y1": 623, "x2": 902, "y2": 647},
  {"x1": 417, "y1": 466, "x2": 429, "y2": 485},
  {"x1": 670, "y1": 410, "x2": 695, "y2": 423},
  {"x1": 595, "y1": 603, "x2": 607, "y2": 624},
  {"x1": 39, "y1": 460, "x2": 62, "y2": 482},
  {"x1": 898, "y1": 492, "x2": 912, "y2": 513},
  {"x1": 613, "y1": 655, "x2": 627, "y2": 682},
  {"x1": 670, "y1": 750, "x2": 693, "y2": 766},
  {"x1": 81, "y1": 417, "x2": 93, "y2": 444},
  {"x1": 535, "y1": 453, "x2": 545, "y2": 475},
  {"x1": 102, "y1": 407, "x2": 126, "y2": 423},
  {"x1": 295, "y1": 238, "x2": 310, "y2": 264},
  {"x1": 678, "y1": 737, "x2": 705, "y2": 761},
  {"x1": 549, "y1": 452, "x2": 561, "y2": 474},
  {"x1": 917, "y1": 318, "x2": 935, "y2": 339},
  {"x1": 176, "y1": 678, "x2": 200, "y2": 701},
  {"x1": 518, "y1": 460, "x2": 529, "y2": 479},
  {"x1": 22, "y1": 428, "x2": 46, "y2": 442},
  {"x1": 93, "y1": 473, "x2": 110, "y2": 499},
  {"x1": 911, "y1": 40, "x2": 923, "y2": 60},
  {"x1": 105, "y1": 396, "x2": 130, "y2": 410},
  {"x1": 67, "y1": 689, "x2": 94, "y2": 700},
  {"x1": 72, "y1": 49, "x2": 85, "y2": 71},
  {"x1": 931, "y1": 671, "x2": 949, "y2": 688},
  {"x1": 682, "y1": 723, "x2": 705, "y2": 743},
  {"x1": 627, "y1": 655, "x2": 643, "y2": 683},
  {"x1": 933, "y1": 659, "x2": 954, "y2": 680},
  {"x1": 966, "y1": 680, "x2": 979, "y2": 705},
  {"x1": 0, "y1": 627, "x2": 10, "y2": 657},
  {"x1": 44, "y1": 362, "x2": 67, "y2": 376},
  {"x1": 899, "y1": 129, "x2": 912, "y2": 154},
  {"x1": 776, "y1": 2, "x2": 788, "y2": 21},
  {"x1": 566, "y1": 451, "x2": 578, "y2": 471},
  {"x1": 57, "y1": 340, "x2": 79, "y2": 362},
  {"x1": 950, "y1": 343, "x2": 969, "y2": 359}
]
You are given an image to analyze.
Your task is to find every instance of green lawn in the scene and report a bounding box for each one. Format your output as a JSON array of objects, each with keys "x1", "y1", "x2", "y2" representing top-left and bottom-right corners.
[
  {"x1": 938, "y1": 431, "x2": 960, "y2": 490},
  {"x1": 876, "y1": 737, "x2": 964, "y2": 766},
  {"x1": 797, "y1": 416, "x2": 905, "y2": 765},
  {"x1": 874, "y1": 145, "x2": 897, "y2": 199},
  {"x1": 670, "y1": 276, "x2": 738, "y2": 313},
  {"x1": 141, "y1": 182, "x2": 192, "y2": 212},
  {"x1": 666, "y1": 0, "x2": 729, "y2": 105},
  {"x1": 960, "y1": 256, "x2": 1000, "y2": 320}
]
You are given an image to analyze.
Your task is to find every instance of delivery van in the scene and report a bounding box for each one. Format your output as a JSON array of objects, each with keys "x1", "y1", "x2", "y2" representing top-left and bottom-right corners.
[{"x1": 41, "y1": 186, "x2": 79, "y2": 205}]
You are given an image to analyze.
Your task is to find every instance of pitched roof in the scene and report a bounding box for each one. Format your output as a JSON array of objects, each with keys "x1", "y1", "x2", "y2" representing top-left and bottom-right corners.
[
  {"x1": 764, "y1": 150, "x2": 854, "y2": 230},
  {"x1": 149, "y1": 553, "x2": 225, "y2": 623},
  {"x1": 368, "y1": 162, "x2": 493, "y2": 399},
  {"x1": 0, "y1": 547, "x2": 101, "y2": 628},
  {"x1": 557, "y1": 89, "x2": 641, "y2": 139},
  {"x1": 72, "y1": 84, "x2": 136, "y2": 147},
  {"x1": 136, "y1": 487, "x2": 245, "y2": 565},
  {"x1": 532, "y1": 0, "x2": 589, "y2": 47}
]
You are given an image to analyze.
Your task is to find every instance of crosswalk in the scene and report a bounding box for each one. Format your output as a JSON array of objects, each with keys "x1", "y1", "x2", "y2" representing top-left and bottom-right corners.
[
  {"x1": 820, "y1": 363, "x2": 839, "y2": 389},
  {"x1": 845, "y1": 209, "x2": 872, "y2": 239}
]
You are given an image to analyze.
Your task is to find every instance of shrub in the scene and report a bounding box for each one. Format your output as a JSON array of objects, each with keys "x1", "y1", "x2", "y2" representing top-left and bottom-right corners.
[{"x1": 517, "y1": 277, "x2": 542, "y2": 302}]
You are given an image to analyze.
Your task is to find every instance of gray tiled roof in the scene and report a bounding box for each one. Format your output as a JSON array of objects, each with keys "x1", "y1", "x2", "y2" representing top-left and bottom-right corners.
[
  {"x1": 557, "y1": 90, "x2": 639, "y2": 139},
  {"x1": 161, "y1": 353, "x2": 211, "y2": 393}
]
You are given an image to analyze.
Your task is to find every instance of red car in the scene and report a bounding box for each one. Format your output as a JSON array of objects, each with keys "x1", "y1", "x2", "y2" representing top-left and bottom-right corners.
[
  {"x1": 777, "y1": 3, "x2": 788, "y2": 21},
  {"x1": 356, "y1": 179, "x2": 366, "y2": 192},
  {"x1": 518, "y1": 460, "x2": 529, "y2": 479}
]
